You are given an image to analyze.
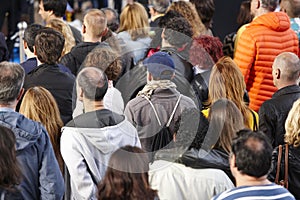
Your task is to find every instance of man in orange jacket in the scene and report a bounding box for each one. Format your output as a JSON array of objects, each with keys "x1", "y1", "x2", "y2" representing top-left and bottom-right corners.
[{"x1": 234, "y1": 0, "x2": 298, "y2": 112}]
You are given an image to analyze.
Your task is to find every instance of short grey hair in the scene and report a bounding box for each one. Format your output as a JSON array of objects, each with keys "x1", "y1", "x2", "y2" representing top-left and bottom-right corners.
[
  {"x1": 273, "y1": 52, "x2": 300, "y2": 82},
  {"x1": 0, "y1": 62, "x2": 25, "y2": 105},
  {"x1": 149, "y1": 0, "x2": 170, "y2": 13}
]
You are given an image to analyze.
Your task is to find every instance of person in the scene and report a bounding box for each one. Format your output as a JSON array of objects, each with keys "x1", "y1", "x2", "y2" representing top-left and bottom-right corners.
[
  {"x1": 190, "y1": 0, "x2": 215, "y2": 36},
  {"x1": 149, "y1": 108, "x2": 234, "y2": 200},
  {"x1": 117, "y1": 2, "x2": 151, "y2": 65},
  {"x1": 234, "y1": 0, "x2": 299, "y2": 112},
  {"x1": 268, "y1": 98, "x2": 300, "y2": 199},
  {"x1": 168, "y1": 1, "x2": 206, "y2": 38},
  {"x1": 101, "y1": 7, "x2": 119, "y2": 32},
  {"x1": 61, "y1": 67, "x2": 141, "y2": 199},
  {"x1": 0, "y1": 61, "x2": 64, "y2": 199},
  {"x1": 259, "y1": 52, "x2": 300, "y2": 148},
  {"x1": 203, "y1": 56, "x2": 258, "y2": 130},
  {"x1": 0, "y1": 125, "x2": 23, "y2": 199},
  {"x1": 73, "y1": 46, "x2": 124, "y2": 116},
  {"x1": 19, "y1": 86, "x2": 64, "y2": 173},
  {"x1": 60, "y1": 8, "x2": 108, "y2": 75},
  {"x1": 148, "y1": 0, "x2": 170, "y2": 28},
  {"x1": 38, "y1": 0, "x2": 82, "y2": 44},
  {"x1": 124, "y1": 51, "x2": 197, "y2": 153},
  {"x1": 97, "y1": 145, "x2": 158, "y2": 200},
  {"x1": 46, "y1": 18, "x2": 76, "y2": 60},
  {"x1": 0, "y1": 32, "x2": 9, "y2": 62},
  {"x1": 180, "y1": 98, "x2": 245, "y2": 183},
  {"x1": 21, "y1": 23, "x2": 71, "y2": 74},
  {"x1": 23, "y1": 27, "x2": 75, "y2": 125},
  {"x1": 212, "y1": 129, "x2": 295, "y2": 200}
]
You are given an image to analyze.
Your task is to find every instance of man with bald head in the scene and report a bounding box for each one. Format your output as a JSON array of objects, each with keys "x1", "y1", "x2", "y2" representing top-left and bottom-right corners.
[{"x1": 259, "y1": 52, "x2": 300, "y2": 147}]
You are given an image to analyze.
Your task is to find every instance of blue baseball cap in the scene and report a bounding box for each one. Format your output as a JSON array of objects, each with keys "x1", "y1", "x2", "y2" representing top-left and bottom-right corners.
[{"x1": 143, "y1": 51, "x2": 175, "y2": 79}]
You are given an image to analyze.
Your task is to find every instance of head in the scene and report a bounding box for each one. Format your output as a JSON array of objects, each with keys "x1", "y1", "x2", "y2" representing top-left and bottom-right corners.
[
  {"x1": 82, "y1": 9, "x2": 107, "y2": 40},
  {"x1": 46, "y1": 18, "x2": 76, "y2": 58},
  {"x1": 190, "y1": 0, "x2": 215, "y2": 29},
  {"x1": 97, "y1": 146, "x2": 157, "y2": 200},
  {"x1": 237, "y1": 1, "x2": 254, "y2": 28},
  {"x1": 251, "y1": 0, "x2": 279, "y2": 16},
  {"x1": 272, "y1": 52, "x2": 300, "y2": 88},
  {"x1": 101, "y1": 8, "x2": 120, "y2": 32},
  {"x1": 0, "y1": 62, "x2": 25, "y2": 106},
  {"x1": 23, "y1": 24, "x2": 43, "y2": 54},
  {"x1": 280, "y1": 0, "x2": 300, "y2": 18},
  {"x1": 143, "y1": 51, "x2": 175, "y2": 81},
  {"x1": 148, "y1": 0, "x2": 170, "y2": 16},
  {"x1": 189, "y1": 35, "x2": 223, "y2": 70},
  {"x1": 208, "y1": 57, "x2": 250, "y2": 127},
  {"x1": 207, "y1": 99, "x2": 244, "y2": 153},
  {"x1": 0, "y1": 125, "x2": 21, "y2": 188},
  {"x1": 77, "y1": 67, "x2": 108, "y2": 102},
  {"x1": 231, "y1": 129, "x2": 273, "y2": 178},
  {"x1": 168, "y1": 1, "x2": 206, "y2": 37},
  {"x1": 162, "y1": 17, "x2": 193, "y2": 49},
  {"x1": 119, "y1": 2, "x2": 149, "y2": 40},
  {"x1": 34, "y1": 27, "x2": 65, "y2": 65},
  {"x1": 82, "y1": 47, "x2": 122, "y2": 81},
  {"x1": 285, "y1": 98, "x2": 300, "y2": 147},
  {"x1": 38, "y1": 0, "x2": 67, "y2": 22}
]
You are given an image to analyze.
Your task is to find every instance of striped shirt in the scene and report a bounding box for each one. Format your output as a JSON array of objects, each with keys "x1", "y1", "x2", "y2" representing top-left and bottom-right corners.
[{"x1": 212, "y1": 183, "x2": 295, "y2": 200}]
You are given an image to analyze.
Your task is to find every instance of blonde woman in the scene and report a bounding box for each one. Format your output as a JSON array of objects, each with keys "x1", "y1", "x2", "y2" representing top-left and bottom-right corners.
[
  {"x1": 47, "y1": 18, "x2": 76, "y2": 59},
  {"x1": 168, "y1": 1, "x2": 206, "y2": 38},
  {"x1": 203, "y1": 56, "x2": 259, "y2": 130},
  {"x1": 117, "y1": 2, "x2": 151, "y2": 65},
  {"x1": 268, "y1": 98, "x2": 300, "y2": 199},
  {"x1": 19, "y1": 86, "x2": 64, "y2": 173}
]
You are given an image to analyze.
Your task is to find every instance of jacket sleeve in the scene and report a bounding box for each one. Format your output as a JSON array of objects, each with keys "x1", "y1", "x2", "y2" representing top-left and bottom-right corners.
[
  {"x1": 124, "y1": 102, "x2": 135, "y2": 126},
  {"x1": 60, "y1": 130, "x2": 97, "y2": 200},
  {"x1": 258, "y1": 103, "x2": 276, "y2": 147},
  {"x1": 60, "y1": 52, "x2": 78, "y2": 76},
  {"x1": 39, "y1": 128, "x2": 65, "y2": 200},
  {"x1": 268, "y1": 146, "x2": 280, "y2": 182},
  {"x1": 234, "y1": 29, "x2": 255, "y2": 85}
]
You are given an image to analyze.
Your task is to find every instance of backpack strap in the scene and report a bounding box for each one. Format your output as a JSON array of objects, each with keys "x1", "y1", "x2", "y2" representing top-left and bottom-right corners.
[
  {"x1": 250, "y1": 109, "x2": 258, "y2": 131},
  {"x1": 166, "y1": 95, "x2": 182, "y2": 127},
  {"x1": 142, "y1": 95, "x2": 162, "y2": 126},
  {"x1": 275, "y1": 144, "x2": 282, "y2": 185},
  {"x1": 284, "y1": 144, "x2": 289, "y2": 189}
]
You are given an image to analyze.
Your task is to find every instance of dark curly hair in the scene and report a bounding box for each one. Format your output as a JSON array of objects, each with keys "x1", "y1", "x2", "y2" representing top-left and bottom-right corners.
[{"x1": 82, "y1": 46, "x2": 122, "y2": 81}]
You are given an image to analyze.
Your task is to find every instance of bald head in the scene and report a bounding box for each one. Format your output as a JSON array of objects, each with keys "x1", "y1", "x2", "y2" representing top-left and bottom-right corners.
[{"x1": 272, "y1": 52, "x2": 300, "y2": 88}]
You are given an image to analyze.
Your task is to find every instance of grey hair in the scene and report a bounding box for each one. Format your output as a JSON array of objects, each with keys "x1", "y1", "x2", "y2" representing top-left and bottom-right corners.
[
  {"x1": 149, "y1": 0, "x2": 170, "y2": 13},
  {"x1": 0, "y1": 62, "x2": 25, "y2": 105},
  {"x1": 273, "y1": 52, "x2": 300, "y2": 82}
]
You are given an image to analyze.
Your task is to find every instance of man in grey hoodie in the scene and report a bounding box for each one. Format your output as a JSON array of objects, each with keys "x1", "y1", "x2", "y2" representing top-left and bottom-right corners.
[{"x1": 61, "y1": 67, "x2": 141, "y2": 200}]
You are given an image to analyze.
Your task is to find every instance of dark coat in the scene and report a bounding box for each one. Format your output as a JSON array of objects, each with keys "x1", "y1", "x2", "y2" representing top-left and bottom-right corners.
[
  {"x1": 268, "y1": 145, "x2": 300, "y2": 200},
  {"x1": 259, "y1": 85, "x2": 300, "y2": 147},
  {"x1": 24, "y1": 63, "x2": 75, "y2": 124},
  {"x1": 69, "y1": 25, "x2": 82, "y2": 45}
]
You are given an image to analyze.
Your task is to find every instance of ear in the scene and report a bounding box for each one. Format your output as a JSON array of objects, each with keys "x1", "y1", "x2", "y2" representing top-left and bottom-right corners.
[
  {"x1": 161, "y1": 28, "x2": 165, "y2": 40},
  {"x1": 101, "y1": 27, "x2": 108, "y2": 37},
  {"x1": 78, "y1": 87, "x2": 84, "y2": 101},
  {"x1": 257, "y1": 0, "x2": 260, "y2": 9},
  {"x1": 173, "y1": 133, "x2": 176, "y2": 142},
  {"x1": 33, "y1": 46, "x2": 37, "y2": 56},
  {"x1": 82, "y1": 24, "x2": 86, "y2": 34},
  {"x1": 275, "y1": 68, "x2": 281, "y2": 79},
  {"x1": 17, "y1": 88, "x2": 24, "y2": 102},
  {"x1": 229, "y1": 153, "x2": 236, "y2": 168},
  {"x1": 24, "y1": 41, "x2": 28, "y2": 49},
  {"x1": 147, "y1": 71, "x2": 153, "y2": 82}
]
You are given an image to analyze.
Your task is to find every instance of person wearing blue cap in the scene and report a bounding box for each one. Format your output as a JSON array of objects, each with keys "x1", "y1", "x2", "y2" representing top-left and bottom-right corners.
[{"x1": 124, "y1": 51, "x2": 197, "y2": 153}]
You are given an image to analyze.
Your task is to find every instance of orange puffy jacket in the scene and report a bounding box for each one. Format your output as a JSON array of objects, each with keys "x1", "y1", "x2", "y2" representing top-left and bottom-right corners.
[{"x1": 234, "y1": 12, "x2": 298, "y2": 112}]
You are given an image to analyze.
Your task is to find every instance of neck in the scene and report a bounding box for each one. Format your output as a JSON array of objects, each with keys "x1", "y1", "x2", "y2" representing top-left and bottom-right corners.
[
  {"x1": 277, "y1": 82, "x2": 298, "y2": 90},
  {"x1": 83, "y1": 34, "x2": 101, "y2": 43},
  {"x1": 161, "y1": 39, "x2": 173, "y2": 48},
  {"x1": 0, "y1": 102, "x2": 17, "y2": 110},
  {"x1": 255, "y1": 8, "x2": 270, "y2": 17},
  {"x1": 83, "y1": 99, "x2": 105, "y2": 112},
  {"x1": 235, "y1": 174, "x2": 271, "y2": 187}
]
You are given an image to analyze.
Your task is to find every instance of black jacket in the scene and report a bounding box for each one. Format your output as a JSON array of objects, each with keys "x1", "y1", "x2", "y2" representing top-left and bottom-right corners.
[
  {"x1": 259, "y1": 85, "x2": 300, "y2": 147},
  {"x1": 24, "y1": 63, "x2": 75, "y2": 124},
  {"x1": 60, "y1": 42, "x2": 100, "y2": 75},
  {"x1": 268, "y1": 145, "x2": 300, "y2": 200},
  {"x1": 69, "y1": 24, "x2": 82, "y2": 45}
]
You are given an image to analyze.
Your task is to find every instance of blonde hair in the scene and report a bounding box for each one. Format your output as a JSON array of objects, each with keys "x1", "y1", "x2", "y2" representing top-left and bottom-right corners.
[
  {"x1": 118, "y1": 2, "x2": 149, "y2": 40},
  {"x1": 46, "y1": 18, "x2": 76, "y2": 58},
  {"x1": 285, "y1": 98, "x2": 300, "y2": 147},
  {"x1": 84, "y1": 9, "x2": 107, "y2": 38},
  {"x1": 19, "y1": 86, "x2": 64, "y2": 172},
  {"x1": 208, "y1": 56, "x2": 252, "y2": 128},
  {"x1": 168, "y1": 1, "x2": 206, "y2": 38}
]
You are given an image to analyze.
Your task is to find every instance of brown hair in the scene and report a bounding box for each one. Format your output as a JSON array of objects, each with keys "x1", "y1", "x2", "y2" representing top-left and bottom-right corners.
[
  {"x1": 208, "y1": 56, "x2": 252, "y2": 128},
  {"x1": 168, "y1": 1, "x2": 206, "y2": 38},
  {"x1": 118, "y1": 2, "x2": 149, "y2": 40},
  {"x1": 83, "y1": 47, "x2": 122, "y2": 81},
  {"x1": 19, "y1": 86, "x2": 64, "y2": 172},
  {"x1": 97, "y1": 146, "x2": 157, "y2": 200}
]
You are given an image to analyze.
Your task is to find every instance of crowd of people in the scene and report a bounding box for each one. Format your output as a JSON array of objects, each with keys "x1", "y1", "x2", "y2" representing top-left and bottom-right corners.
[{"x1": 0, "y1": 0, "x2": 299, "y2": 199}]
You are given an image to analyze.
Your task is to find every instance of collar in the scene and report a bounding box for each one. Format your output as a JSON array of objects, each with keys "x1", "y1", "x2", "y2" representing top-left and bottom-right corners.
[
  {"x1": 0, "y1": 107, "x2": 15, "y2": 113},
  {"x1": 151, "y1": 14, "x2": 164, "y2": 22},
  {"x1": 273, "y1": 85, "x2": 300, "y2": 98}
]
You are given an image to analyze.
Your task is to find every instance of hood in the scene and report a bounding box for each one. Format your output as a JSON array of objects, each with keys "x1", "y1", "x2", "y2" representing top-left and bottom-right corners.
[
  {"x1": 0, "y1": 109, "x2": 43, "y2": 151},
  {"x1": 62, "y1": 117, "x2": 136, "y2": 154},
  {"x1": 252, "y1": 12, "x2": 290, "y2": 32}
]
